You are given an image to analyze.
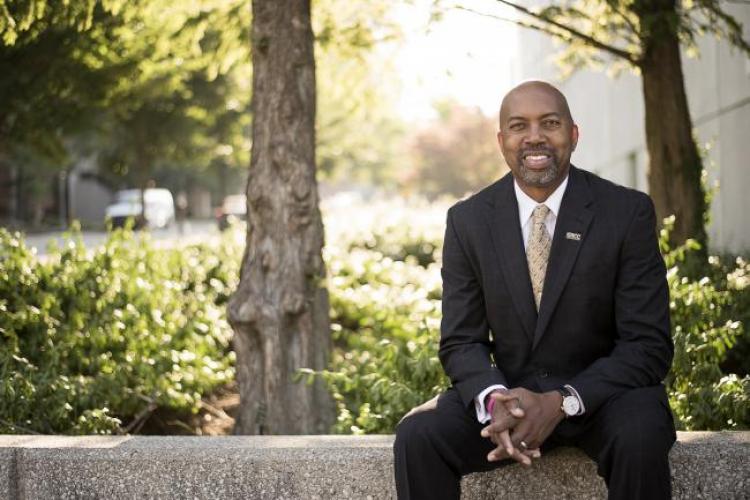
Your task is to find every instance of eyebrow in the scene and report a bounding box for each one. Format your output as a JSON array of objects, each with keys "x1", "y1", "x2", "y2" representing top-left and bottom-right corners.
[{"x1": 507, "y1": 112, "x2": 562, "y2": 122}]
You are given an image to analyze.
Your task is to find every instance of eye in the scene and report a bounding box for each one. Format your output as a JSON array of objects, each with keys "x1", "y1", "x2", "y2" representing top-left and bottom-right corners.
[
  {"x1": 542, "y1": 119, "x2": 561, "y2": 128},
  {"x1": 508, "y1": 122, "x2": 525, "y2": 131}
]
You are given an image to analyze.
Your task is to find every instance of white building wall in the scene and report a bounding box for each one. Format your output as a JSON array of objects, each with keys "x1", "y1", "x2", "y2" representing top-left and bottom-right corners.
[{"x1": 513, "y1": 5, "x2": 750, "y2": 253}]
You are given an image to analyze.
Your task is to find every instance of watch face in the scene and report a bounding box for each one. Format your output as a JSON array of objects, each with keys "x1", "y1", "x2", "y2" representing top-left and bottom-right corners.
[{"x1": 562, "y1": 395, "x2": 580, "y2": 416}]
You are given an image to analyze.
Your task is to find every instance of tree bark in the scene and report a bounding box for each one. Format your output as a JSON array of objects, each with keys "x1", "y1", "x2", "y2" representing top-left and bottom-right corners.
[
  {"x1": 228, "y1": 0, "x2": 333, "y2": 434},
  {"x1": 636, "y1": 0, "x2": 707, "y2": 248}
]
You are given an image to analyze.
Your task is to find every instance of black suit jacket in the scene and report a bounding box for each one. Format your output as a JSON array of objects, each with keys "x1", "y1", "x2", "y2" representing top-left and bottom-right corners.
[{"x1": 438, "y1": 166, "x2": 673, "y2": 415}]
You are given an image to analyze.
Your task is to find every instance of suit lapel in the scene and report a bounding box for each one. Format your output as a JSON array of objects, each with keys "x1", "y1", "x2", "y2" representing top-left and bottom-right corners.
[
  {"x1": 483, "y1": 175, "x2": 537, "y2": 341},
  {"x1": 532, "y1": 166, "x2": 594, "y2": 349}
]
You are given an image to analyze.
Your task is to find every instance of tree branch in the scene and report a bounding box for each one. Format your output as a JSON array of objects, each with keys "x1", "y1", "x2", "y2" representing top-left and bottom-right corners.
[
  {"x1": 454, "y1": 5, "x2": 591, "y2": 50},
  {"x1": 489, "y1": 0, "x2": 641, "y2": 66},
  {"x1": 606, "y1": 2, "x2": 641, "y2": 46}
]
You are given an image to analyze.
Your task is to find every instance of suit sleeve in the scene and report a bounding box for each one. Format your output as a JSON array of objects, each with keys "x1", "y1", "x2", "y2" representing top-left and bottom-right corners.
[
  {"x1": 569, "y1": 193, "x2": 673, "y2": 414},
  {"x1": 439, "y1": 206, "x2": 507, "y2": 408}
]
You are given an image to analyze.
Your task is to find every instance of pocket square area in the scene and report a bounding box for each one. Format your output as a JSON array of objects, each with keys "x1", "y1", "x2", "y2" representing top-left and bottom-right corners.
[{"x1": 566, "y1": 232, "x2": 582, "y2": 241}]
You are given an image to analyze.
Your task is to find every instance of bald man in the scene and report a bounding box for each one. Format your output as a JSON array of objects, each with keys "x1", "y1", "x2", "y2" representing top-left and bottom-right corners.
[{"x1": 394, "y1": 81, "x2": 675, "y2": 500}]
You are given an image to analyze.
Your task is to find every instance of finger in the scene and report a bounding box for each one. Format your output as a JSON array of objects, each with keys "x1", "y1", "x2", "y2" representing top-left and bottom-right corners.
[
  {"x1": 487, "y1": 427, "x2": 504, "y2": 444},
  {"x1": 493, "y1": 394, "x2": 525, "y2": 415},
  {"x1": 499, "y1": 430, "x2": 515, "y2": 456},
  {"x1": 491, "y1": 392, "x2": 518, "y2": 403},
  {"x1": 481, "y1": 423, "x2": 511, "y2": 445},
  {"x1": 525, "y1": 448, "x2": 541, "y2": 459},
  {"x1": 480, "y1": 420, "x2": 513, "y2": 438},
  {"x1": 486, "y1": 443, "x2": 508, "y2": 462},
  {"x1": 480, "y1": 424, "x2": 495, "y2": 438},
  {"x1": 511, "y1": 433, "x2": 535, "y2": 451},
  {"x1": 513, "y1": 436, "x2": 529, "y2": 452},
  {"x1": 508, "y1": 405, "x2": 525, "y2": 418},
  {"x1": 507, "y1": 447, "x2": 532, "y2": 466},
  {"x1": 479, "y1": 425, "x2": 499, "y2": 444},
  {"x1": 487, "y1": 443, "x2": 537, "y2": 465},
  {"x1": 509, "y1": 419, "x2": 533, "y2": 448}
]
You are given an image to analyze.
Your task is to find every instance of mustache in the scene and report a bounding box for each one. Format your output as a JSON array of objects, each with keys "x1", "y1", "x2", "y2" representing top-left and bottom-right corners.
[{"x1": 519, "y1": 147, "x2": 554, "y2": 157}]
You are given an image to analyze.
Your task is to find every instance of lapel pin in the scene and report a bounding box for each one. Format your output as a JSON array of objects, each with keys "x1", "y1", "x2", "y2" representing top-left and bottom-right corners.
[{"x1": 566, "y1": 232, "x2": 582, "y2": 241}]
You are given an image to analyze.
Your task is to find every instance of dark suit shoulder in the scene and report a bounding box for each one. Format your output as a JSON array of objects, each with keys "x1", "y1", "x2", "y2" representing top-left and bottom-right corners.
[
  {"x1": 447, "y1": 174, "x2": 511, "y2": 220},
  {"x1": 576, "y1": 167, "x2": 652, "y2": 208}
]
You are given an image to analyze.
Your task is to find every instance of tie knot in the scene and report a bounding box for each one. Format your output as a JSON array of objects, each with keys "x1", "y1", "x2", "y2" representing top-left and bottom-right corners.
[{"x1": 532, "y1": 204, "x2": 550, "y2": 224}]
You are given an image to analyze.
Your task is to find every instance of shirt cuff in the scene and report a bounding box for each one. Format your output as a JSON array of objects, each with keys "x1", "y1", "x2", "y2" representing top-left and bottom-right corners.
[
  {"x1": 564, "y1": 384, "x2": 586, "y2": 415},
  {"x1": 474, "y1": 384, "x2": 507, "y2": 424}
]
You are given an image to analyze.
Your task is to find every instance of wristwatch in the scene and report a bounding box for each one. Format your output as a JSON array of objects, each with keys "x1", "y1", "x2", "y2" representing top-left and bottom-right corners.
[{"x1": 557, "y1": 386, "x2": 581, "y2": 417}]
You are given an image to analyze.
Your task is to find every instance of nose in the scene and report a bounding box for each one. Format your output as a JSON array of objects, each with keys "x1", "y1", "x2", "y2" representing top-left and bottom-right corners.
[{"x1": 523, "y1": 123, "x2": 546, "y2": 146}]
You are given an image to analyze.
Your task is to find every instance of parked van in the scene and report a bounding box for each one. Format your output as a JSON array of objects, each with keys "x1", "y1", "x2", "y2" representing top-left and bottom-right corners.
[{"x1": 105, "y1": 188, "x2": 175, "y2": 229}]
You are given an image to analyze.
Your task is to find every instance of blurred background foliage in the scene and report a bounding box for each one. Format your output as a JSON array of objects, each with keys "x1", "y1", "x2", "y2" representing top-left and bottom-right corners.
[
  {"x1": 1, "y1": 0, "x2": 253, "y2": 217},
  {"x1": 405, "y1": 100, "x2": 507, "y2": 199},
  {"x1": 0, "y1": 0, "x2": 501, "y2": 226},
  {"x1": 1, "y1": 202, "x2": 746, "y2": 434}
]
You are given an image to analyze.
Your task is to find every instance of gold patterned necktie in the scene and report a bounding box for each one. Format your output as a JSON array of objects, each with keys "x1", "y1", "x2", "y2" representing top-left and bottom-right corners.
[{"x1": 527, "y1": 204, "x2": 551, "y2": 311}]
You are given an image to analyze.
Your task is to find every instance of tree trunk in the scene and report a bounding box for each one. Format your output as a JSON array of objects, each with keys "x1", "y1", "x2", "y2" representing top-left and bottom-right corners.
[
  {"x1": 637, "y1": 0, "x2": 707, "y2": 249},
  {"x1": 227, "y1": 0, "x2": 333, "y2": 434}
]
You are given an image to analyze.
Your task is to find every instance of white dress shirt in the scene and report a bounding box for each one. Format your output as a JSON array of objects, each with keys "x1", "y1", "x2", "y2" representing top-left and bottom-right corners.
[{"x1": 474, "y1": 175, "x2": 584, "y2": 423}]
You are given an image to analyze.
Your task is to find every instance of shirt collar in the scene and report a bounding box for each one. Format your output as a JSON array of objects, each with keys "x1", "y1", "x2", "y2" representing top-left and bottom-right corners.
[{"x1": 513, "y1": 174, "x2": 569, "y2": 226}]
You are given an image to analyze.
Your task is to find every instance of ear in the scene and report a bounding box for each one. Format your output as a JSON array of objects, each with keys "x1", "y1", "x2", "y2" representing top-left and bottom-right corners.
[
  {"x1": 496, "y1": 130, "x2": 504, "y2": 150},
  {"x1": 570, "y1": 124, "x2": 579, "y2": 151}
]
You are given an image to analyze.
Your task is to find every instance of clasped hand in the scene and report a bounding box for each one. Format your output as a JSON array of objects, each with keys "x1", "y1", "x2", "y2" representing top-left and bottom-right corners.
[{"x1": 480, "y1": 388, "x2": 564, "y2": 466}]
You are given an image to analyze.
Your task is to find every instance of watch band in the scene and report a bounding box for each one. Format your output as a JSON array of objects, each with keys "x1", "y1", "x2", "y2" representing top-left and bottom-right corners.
[{"x1": 556, "y1": 387, "x2": 569, "y2": 415}]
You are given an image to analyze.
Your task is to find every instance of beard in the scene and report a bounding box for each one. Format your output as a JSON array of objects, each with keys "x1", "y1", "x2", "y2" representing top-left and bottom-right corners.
[{"x1": 514, "y1": 148, "x2": 562, "y2": 187}]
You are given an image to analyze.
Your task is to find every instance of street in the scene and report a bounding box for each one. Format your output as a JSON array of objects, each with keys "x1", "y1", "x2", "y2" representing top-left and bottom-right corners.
[{"x1": 21, "y1": 219, "x2": 222, "y2": 256}]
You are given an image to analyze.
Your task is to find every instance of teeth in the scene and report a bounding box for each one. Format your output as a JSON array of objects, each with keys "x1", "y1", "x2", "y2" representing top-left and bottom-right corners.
[{"x1": 525, "y1": 155, "x2": 549, "y2": 160}]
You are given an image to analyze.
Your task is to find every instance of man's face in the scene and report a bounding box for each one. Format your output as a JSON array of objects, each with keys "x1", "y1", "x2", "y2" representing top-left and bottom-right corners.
[{"x1": 497, "y1": 84, "x2": 578, "y2": 196}]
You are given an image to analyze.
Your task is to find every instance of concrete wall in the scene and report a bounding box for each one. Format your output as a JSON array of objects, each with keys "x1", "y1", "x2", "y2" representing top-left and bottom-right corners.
[
  {"x1": 0, "y1": 433, "x2": 747, "y2": 499},
  {"x1": 513, "y1": 3, "x2": 750, "y2": 253}
]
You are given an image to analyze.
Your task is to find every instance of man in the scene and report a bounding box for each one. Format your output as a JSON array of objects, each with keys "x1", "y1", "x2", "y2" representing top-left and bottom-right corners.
[{"x1": 394, "y1": 81, "x2": 676, "y2": 500}]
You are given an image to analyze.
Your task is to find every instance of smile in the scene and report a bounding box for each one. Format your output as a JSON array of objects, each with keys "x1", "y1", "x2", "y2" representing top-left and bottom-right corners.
[{"x1": 522, "y1": 153, "x2": 552, "y2": 168}]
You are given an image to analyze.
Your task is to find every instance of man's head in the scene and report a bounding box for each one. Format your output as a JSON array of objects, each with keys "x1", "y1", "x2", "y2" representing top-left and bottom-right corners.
[{"x1": 497, "y1": 80, "x2": 578, "y2": 201}]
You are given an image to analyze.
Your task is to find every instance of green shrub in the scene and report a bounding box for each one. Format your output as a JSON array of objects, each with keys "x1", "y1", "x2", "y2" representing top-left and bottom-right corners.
[
  {"x1": 303, "y1": 245, "x2": 448, "y2": 434},
  {"x1": 310, "y1": 209, "x2": 748, "y2": 433},
  {"x1": 694, "y1": 254, "x2": 750, "y2": 377},
  {"x1": 0, "y1": 226, "x2": 239, "y2": 434},
  {"x1": 3, "y1": 201, "x2": 746, "y2": 435},
  {"x1": 661, "y1": 217, "x2": 749, "y2": 430}
]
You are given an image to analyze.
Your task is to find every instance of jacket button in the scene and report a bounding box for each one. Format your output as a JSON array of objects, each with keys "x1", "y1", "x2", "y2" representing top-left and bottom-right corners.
[{"x1": 539, "y1": 371, "x2": 549, "y2": 378}]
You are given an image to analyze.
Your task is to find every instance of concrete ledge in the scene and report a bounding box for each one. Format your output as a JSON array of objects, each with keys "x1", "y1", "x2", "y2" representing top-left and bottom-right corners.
[{"x1": 0, "y1": 432, "x2": 747, "y2": 499}]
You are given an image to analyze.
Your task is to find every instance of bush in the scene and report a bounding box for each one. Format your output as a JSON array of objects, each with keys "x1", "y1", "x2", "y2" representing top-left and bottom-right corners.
[
  {"x1": 661, "y1": 218, "x2": 749, "y2": 430},
  {"x1": 3, "y1": 200, "x2": 746, "y2": 435},
  {"x1": 0, "y1": 226, "x2": 239, "y2": 434},
  {"x1": 310, "y1": 207, "x2": 748, "y2": 433},
  {"x1": 307, "y1": 204, "x2": 450, "y2": 433},
  {"x1": 305, "y1": 245, "x2": 448, "y2": 434}
]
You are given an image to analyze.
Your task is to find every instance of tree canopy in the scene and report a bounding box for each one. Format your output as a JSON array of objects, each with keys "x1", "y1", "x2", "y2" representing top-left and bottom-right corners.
[
  {"x1": 485, "y1": 0, "x2": 749, "y2": 76},
  {"x1": 467, "y1": 0, "x2": 750, "y2": 247},
  {"x1": 1, "y1": 0, "x2": 251, "y2": 191},
  {"x1": 1, "y1": 0, "x2": 412, "y2": 203}
]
